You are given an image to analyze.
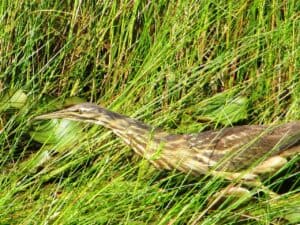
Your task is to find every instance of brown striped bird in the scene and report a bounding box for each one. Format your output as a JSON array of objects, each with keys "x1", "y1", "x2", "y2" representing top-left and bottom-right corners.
[{"x1": 34, "y1": 103, "x2": 300, "y2": 184}]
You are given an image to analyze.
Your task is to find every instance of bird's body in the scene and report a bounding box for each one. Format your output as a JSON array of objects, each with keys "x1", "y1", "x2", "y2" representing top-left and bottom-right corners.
[{"x1": 35, "y1": 103, "x2": 300, "y2": 180}]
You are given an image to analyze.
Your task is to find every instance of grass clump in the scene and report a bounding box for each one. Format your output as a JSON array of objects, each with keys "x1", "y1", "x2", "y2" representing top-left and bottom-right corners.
[{"x1": 0, "y1": 0, "x2": 299, "y2": 224}]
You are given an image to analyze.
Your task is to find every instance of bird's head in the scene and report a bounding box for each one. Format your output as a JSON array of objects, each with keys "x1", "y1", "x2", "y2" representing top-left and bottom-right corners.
[{"x1": 34, "y1": 103, "x2": 109, "y2": 122}]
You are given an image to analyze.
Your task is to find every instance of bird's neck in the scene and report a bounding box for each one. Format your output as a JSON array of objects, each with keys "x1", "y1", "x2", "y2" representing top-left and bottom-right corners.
[{"x1": 94, "y1": 109, "x2": 157, "y2": 157}]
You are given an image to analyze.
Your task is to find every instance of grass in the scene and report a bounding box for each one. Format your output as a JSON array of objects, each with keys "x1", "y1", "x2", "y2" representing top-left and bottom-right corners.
[{"x1": 0, "y1": 0, "x2": 300, "y2": 224}]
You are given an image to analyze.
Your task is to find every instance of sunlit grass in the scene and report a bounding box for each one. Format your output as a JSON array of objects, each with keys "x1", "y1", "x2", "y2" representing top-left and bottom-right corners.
[{"x1": 0, "y1": 0, "x2": 299, "y2": 224}]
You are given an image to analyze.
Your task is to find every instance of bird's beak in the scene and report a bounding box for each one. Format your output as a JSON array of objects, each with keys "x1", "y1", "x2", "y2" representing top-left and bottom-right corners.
[{"x1": 33, "y1": 109, "x2": 71, "y2": 120}]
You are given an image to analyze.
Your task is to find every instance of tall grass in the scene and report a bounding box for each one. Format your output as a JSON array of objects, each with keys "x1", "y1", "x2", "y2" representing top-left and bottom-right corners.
[{"x1": 0, "y1": 0, "x2": 299, "y2": 224}]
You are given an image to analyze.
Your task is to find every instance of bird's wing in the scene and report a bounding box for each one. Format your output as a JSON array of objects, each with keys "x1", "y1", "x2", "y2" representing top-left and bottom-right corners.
[{"x1": 185, "y1": 122, "x2": 300, "y2": 171}]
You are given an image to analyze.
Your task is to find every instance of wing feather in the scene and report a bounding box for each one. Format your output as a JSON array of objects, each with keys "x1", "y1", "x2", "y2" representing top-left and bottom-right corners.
[{"x1": 185, "y1": 122, "x2": 300, "y2": 171}]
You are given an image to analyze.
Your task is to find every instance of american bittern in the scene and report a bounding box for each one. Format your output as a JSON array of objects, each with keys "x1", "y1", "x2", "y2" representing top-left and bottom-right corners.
[{"x1": 34, "y1": 103, "x2": 300, "y2": 184}]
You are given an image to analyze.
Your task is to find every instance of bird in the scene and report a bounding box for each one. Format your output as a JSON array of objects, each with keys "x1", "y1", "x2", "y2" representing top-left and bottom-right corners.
[{"x1": 34, "y1": 103, "x2": 300, "y2": 184}]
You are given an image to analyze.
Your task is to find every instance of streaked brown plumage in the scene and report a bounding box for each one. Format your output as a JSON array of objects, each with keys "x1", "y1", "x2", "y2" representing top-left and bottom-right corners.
[{"x1": 34, "y1": 103, "x2": 300, "y2": 180}]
